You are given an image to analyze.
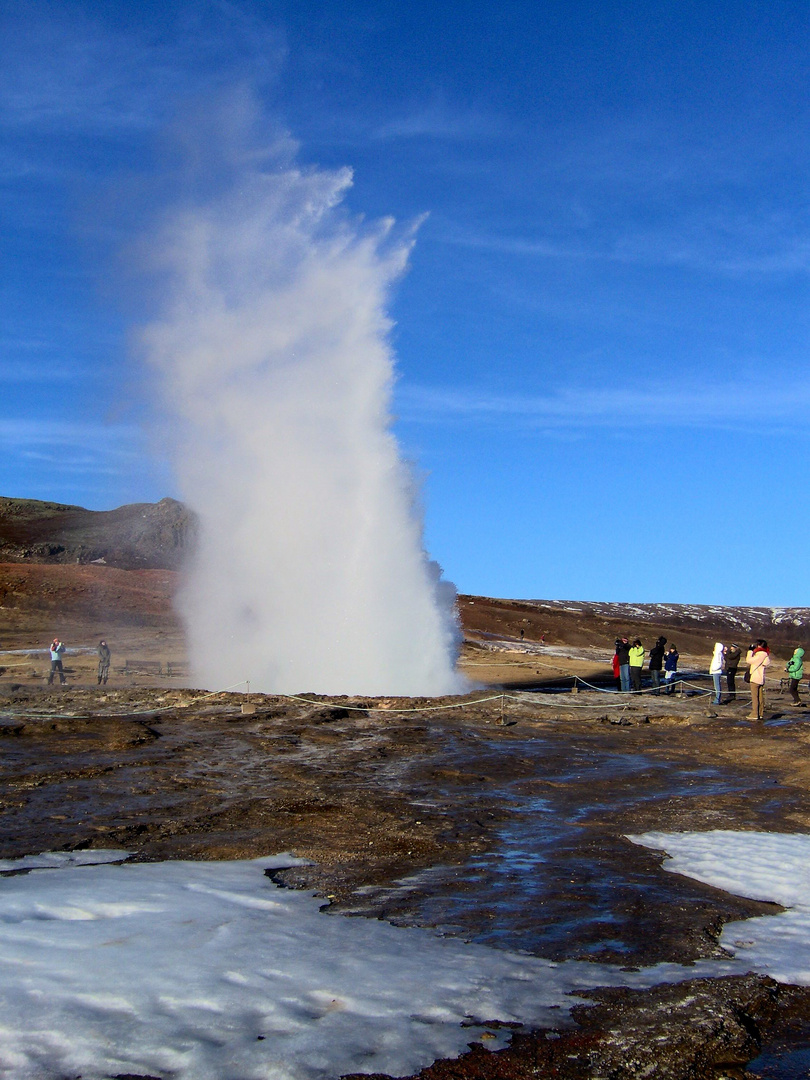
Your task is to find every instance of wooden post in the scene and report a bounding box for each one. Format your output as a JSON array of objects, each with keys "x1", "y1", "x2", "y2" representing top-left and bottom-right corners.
[{"x1": 242, "y1": 679, "x2": 255, "y2": 714}]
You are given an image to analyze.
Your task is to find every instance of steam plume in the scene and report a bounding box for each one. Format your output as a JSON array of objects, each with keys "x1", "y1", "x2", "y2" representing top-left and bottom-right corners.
[{"x1": 142, "y1": 121, "x2": 464, "y2": 695}]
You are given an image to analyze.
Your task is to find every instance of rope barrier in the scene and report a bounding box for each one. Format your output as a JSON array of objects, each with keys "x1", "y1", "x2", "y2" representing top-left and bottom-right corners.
[
  {"x1": 276, "y1": 691, "x2": 507, "y2": 714},
  {"x1": 0, "y1": 682, "x2": 509, "y2": 721},
  {"x1": 572, "y1": 675, "x2": 714, "y2": 697},
  {"x1": 0, "y1": 681, "x2": 254, "y2": 722},
  {"x1": 0, "y1": 658, "x2": 772, "y2": 722},
  {"x1": 506, "y1": 694, "x2": 633, "y2": 711}
]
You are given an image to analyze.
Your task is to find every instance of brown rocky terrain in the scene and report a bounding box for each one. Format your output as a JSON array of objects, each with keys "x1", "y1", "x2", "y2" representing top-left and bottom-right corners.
[
  {"x1": 1, "y1": 495, "x2": 805, "y2": 681},
  {"x1": 0, "y1": 495, "x2": 195, "y2": 570},
  {"x1": 460, "y1": 594, "x2": 809, "y2": 661},
  {"x1": 2, "y1": 495, "x2": 810, "y2": 1078},
  {"x1": 2, "y1": 684, "x2": 810, "y2": 1078}
]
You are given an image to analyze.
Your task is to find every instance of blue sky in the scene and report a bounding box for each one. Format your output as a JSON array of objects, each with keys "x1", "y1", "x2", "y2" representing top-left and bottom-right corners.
[{"x1": 2, "y1": 0, "x2": 809, "y2": 605}]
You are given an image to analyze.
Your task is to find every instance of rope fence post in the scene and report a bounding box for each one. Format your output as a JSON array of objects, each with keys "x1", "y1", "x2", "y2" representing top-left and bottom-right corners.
[{"x1": 241, "y1": 678, "x2": 256, "y2": 715}]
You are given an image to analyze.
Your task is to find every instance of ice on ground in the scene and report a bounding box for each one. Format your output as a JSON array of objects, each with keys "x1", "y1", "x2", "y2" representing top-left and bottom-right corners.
[
  {"x1": 0, "y1": 849, "x2": 128, "y2": 873},
  {"x1": 2, "y1": 839, "x2": 806, "y2": 1079},
  {"x1": 0, "y1": 851, "x2": 688, "y2": 1080},
  {"x1": 629, "y1": 830, "x2": 810, "y2": 985}
]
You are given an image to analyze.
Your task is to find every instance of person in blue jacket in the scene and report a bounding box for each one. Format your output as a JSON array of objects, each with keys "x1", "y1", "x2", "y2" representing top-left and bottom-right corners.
[
  {"x1": 664, "y1": 644, "x2": 679, "y2": 694},
  {"x1": 47, "y1": 638, "x2": 66, "y2": 685}
]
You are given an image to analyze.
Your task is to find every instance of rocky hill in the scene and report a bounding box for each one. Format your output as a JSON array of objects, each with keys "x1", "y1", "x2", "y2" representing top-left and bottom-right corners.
[
  {"x1": 460, "y1": 595, "x2": 810, "y2": 656},
  {"x1": 1, "y1": 494, "x2": 807, "y2": 657},
  {"x1": 0, "y1": 496, "x2": 196, "y2": 571}
]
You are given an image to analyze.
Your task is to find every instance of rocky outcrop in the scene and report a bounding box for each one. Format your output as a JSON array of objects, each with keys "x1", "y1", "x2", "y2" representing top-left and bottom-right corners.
[
  {"x1": 459, "y1": 595, "x2": 810, "y2": 653},
  {"x1": 0, "y1": 496, "x2": 197, "y2": 570}
]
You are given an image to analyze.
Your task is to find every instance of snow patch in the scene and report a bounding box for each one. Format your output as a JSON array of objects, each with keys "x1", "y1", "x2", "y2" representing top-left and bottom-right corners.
[
  {"x1": 629, "y1": 831, "x2": 810, "y2": 985},
  {"x1": 5, "y1": 839, "x2": 810, "y2": 1078},
  {"x1": 0, "y1": 851, "x2": 679, "y2": 1080}
]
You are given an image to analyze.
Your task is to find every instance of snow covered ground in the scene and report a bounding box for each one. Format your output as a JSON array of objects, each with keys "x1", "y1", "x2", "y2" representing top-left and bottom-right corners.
[
  {"x1": 0, "y1": 851, "x2": 672, "y2": 1080},
  {"x1": 526, "y1": 598, "x2": 810, "y2": 630},
  {"x1": 630, "y1": 830, "x2": 810, "y2": 985},
  {"x1": 1, "y1": 835, "x2": 808, "y2": 1079}
]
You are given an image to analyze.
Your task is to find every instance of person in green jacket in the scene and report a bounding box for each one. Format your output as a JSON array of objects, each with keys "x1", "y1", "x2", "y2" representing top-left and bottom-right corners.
[
  {"x1": 786, "y1": 647, "x2": 805, "y2": 706},
  {"x1": 629, "y1": 638, "x2": 645, "y2": 693}
]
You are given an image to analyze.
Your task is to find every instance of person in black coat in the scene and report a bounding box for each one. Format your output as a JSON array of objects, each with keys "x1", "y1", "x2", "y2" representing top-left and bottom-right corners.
[
  {"x1": 97, "y1": 640, "x2": 111, "y2": 685},
  {"x1": 648, "y1": 636, "x2": 667, "y2": 696},
  {"x1": 724, "y1": 643, "x2": 741, "y2": 702}
]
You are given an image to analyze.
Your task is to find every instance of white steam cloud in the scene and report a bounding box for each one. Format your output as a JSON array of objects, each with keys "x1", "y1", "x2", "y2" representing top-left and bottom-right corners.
[{"x1": 141, "y1": 120, "x2": 464, "y2": 696}]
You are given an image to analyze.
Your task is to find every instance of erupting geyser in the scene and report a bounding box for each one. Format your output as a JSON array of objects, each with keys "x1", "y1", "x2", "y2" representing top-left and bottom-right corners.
[{"x1": 142, "y1": 125, "x2": 464, "y2": 695}]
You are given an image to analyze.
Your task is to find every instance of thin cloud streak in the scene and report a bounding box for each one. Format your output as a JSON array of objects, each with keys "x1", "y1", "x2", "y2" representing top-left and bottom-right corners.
[
  {"x1": 0, "y1": 361, "x2": 80, "y2": 383},
  {"x1": 0, "y1": 418, "x2": 143, "y2": 455},
  {"x1": 0, "y1": 3, "x2": 284, "y2": 154},
  {"x1": 398, "y1": 382, "x2": 810, "y2": 434},
  {"x1": 372, "y1": 102, "x2": 500, "y2": 142},
  {"x1": 0, "y1": 419, "x2": 152, "y2": 496},
  {"x1": 436, "y1": 221, "x2": 810, "y2": 277}
]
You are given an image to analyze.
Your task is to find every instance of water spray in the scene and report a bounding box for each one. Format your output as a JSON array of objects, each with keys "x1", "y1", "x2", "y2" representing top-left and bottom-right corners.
[{"x1": 141, "y1": 116, "x2": 464, "y2": 696}]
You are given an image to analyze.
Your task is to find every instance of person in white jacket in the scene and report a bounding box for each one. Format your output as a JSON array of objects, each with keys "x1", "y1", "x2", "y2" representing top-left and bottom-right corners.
[
  {"x1": 745, "y1": 640, "x2": 771, "y2": 720},
  {"x1": 709, "y1": 642, "x2": 725, "y2": 705}
]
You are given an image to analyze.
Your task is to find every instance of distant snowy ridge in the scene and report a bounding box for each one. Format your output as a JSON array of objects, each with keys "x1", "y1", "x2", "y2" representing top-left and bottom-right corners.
[{"x1": 523, "y1": 599, "x2": 810, "y2": 634}]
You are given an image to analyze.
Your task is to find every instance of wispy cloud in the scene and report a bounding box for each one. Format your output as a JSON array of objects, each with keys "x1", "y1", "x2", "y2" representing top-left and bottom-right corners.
[
  {"x1": 0, "y1": 359, "x2": 81, "y2": 383},
  {"x1": 422, "y1": 109, "x2": 810, "y2": 277},
  {"x1": 372, "y1": 100, "x2": 500, "y2": 142},
  {"x1": 0, "y1": 2, "x2": 284, "y2": 181},
  {"x1": 0, "y1": 416, "x2": 174, "y2": 504},
  {"x1": 434, "y1": 213, "x2": 810, "y2": 277},
  {"x1": 397, "y1": 381, "x2": 810, "y2": 434},
  {"x1": 0, "y1": 418, "x2": 144, "y2": 466}
]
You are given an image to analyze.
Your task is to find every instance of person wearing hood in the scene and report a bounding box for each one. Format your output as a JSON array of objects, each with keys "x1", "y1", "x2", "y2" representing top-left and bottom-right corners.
[
  {"x1": 648, "y1": 636, "x2": 667, "y2": 696},
  {"x1": 97, "y1": 640, "x2": 111, "y2": 685},
  {"x1": 709, "y1": 642, "x2": 726, "y2": 706},
  {"x1": 786, "y1": 647, "x2": 805, "y2": 706},
  {"x1": 745, "y1": 640, "x2": 771, "y2": 720},
  {"x1": 724, "y1": 643, "x2": 741, "y2": 703},
  {"x1": 629, "y1": 639, "x2": 645, "y2": 692}
]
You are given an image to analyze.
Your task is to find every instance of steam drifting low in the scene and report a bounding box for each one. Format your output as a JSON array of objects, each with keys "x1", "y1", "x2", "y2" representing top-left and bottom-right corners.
[{"x1": 142, "y1": 122, "x2": 463, "y2": 695}]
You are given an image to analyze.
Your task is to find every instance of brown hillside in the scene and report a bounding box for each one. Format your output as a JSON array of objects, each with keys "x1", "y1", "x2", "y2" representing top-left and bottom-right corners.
[
  {"x1": 459, "y1": 595, "x2": 809, "y2": 657},
  {"x1": 0, "y1": 496, "x2": 196, "y2": 570},
  {"x1": 0, "y1": 563, "x2": 180, "y2": 637}
]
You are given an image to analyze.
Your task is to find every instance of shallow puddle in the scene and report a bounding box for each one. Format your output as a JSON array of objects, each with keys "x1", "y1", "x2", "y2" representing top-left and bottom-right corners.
[{"x1": 337, "y1": 732, "x2": 772, "y2": 962}]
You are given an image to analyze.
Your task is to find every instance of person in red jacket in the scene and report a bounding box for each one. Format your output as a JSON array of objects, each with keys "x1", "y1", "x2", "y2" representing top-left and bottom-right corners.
[{"x1": 615, "y1": 636, "x2": 631, "y2": 692}]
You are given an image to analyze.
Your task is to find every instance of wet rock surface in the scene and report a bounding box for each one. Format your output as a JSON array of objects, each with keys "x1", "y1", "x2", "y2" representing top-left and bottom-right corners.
[
  {"x1": 2, "y1": 685, "x2": 810, "y2": 1077},
  {"x1": 379, "y1": 976, "x2": 810, "y2": 1080}
]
